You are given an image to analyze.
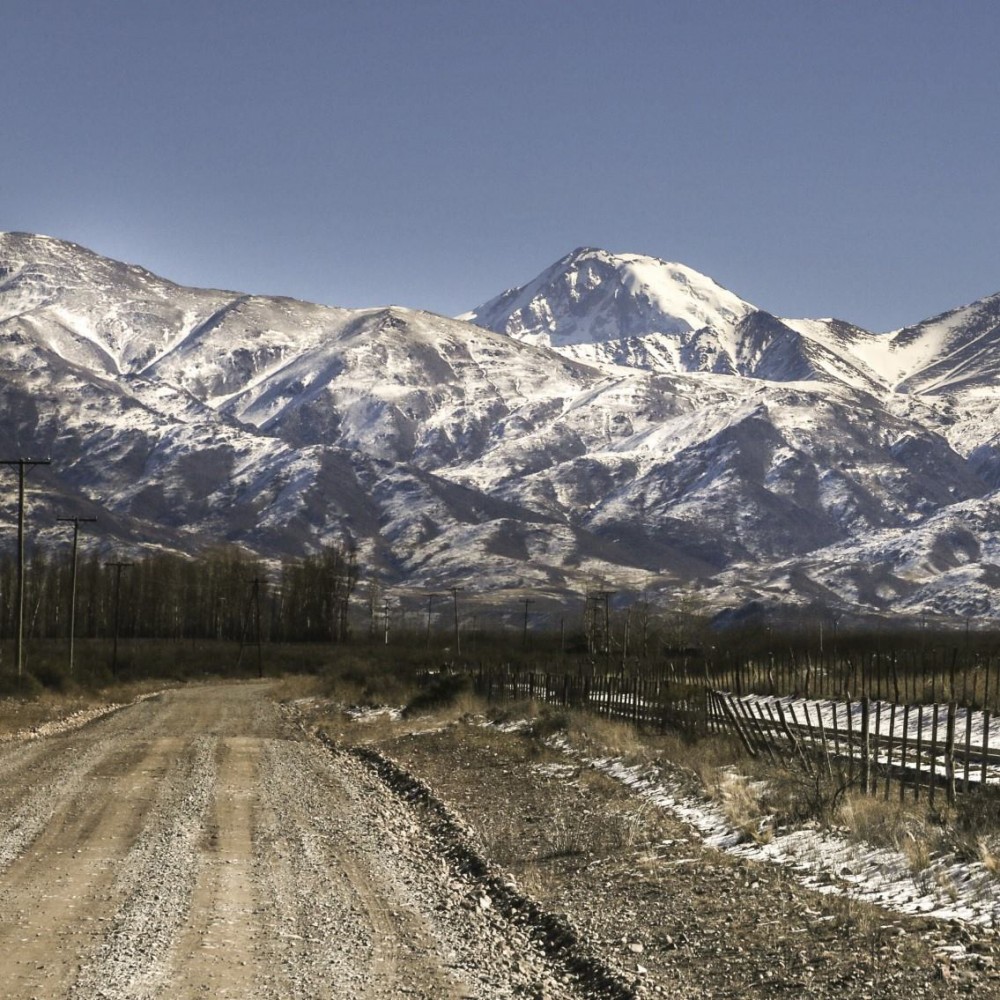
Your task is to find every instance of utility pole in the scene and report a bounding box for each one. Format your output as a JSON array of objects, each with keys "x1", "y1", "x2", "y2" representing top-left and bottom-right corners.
[
  {"x1": 56, "y1": 516, "x2": 96, "y2": 676},
  {"x1": 449, "y1": 586, "x2": 463, "y2": 656},
  {"x1": 522, "y1": 597, "x2": 535, "y2": 649},
  {"x1": 2, "y1": 458, "x2": 51, "y2": 679},
  {"x1": 105, "y1": 561, "x2": 133, "y2": 679},
  {"x1": 238, "y1": 577, "x2": 263, "y2": 677},
  {"x1": 594, "y1": 590, "x2": 616, "y2": 671},
  {"x1": 622, "y1": 606, "x2": 631, "y2": 671},
  {"x1": 585, "y1": 590, "x2": 606, "y2": 656},
  {"x1": 426, "y1": 593, "x2": 442, "y2": 649}
]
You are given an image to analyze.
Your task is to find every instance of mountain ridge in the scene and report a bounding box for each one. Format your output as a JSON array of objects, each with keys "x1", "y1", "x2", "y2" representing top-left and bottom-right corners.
[{"x1": 5, "y1": 232, "x2": 1000, "y2": 623}]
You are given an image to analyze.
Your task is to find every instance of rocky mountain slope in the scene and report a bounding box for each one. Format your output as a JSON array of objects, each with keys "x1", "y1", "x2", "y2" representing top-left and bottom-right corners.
[{"x1": 4, "y1": 233, "x2": 1000, "y2": 623}]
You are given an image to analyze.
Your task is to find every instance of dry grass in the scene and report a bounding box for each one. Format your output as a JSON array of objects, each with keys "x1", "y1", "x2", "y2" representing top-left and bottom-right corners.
[
  {"x1": 836, "y1": 793, "x2": 916, "y2": 849},
  {"x1": 566, "y1": 712, "x2": 644, "y2": 756},
  {"x1": 581, "y1": 706, "x2": 1000, "y2": 879},
  {"x1": 0, "y1": 678, "x2": 175, "y2": 738},
  {"x1": 268, "y1": 673, "x2": 326, "y2": 703},
  {"x1": 313, "y1": 678, "x2": 491, "y2": 747},
  {"x1": 978, "y1": 838, "x2": 1000, "y2": 874},
  {"x1": 712, "y1": 769, "x2": 773, "y2": 844}
]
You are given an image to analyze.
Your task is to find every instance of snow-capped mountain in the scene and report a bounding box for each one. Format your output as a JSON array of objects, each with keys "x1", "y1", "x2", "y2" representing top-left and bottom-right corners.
[
  {"x1": 5, "y1": 232, "x2": 1000, "y2": 623},
  {"x1": 461, "y1": 247, "x2": 891, "y2": 391},
  {"x1": 461, "y1": 248, "x2": 753, "y2": 346}
]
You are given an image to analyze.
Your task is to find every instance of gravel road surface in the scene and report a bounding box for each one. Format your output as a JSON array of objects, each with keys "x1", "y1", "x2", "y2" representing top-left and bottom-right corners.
[{"x1": 0, "y1": 683, "x2": 620, "y2": 999}]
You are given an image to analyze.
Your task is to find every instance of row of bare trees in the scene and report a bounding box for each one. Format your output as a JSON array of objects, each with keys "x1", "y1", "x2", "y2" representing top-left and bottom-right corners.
[{"x1": 0, "y1": 544, "x2": 358, "y2": 646}]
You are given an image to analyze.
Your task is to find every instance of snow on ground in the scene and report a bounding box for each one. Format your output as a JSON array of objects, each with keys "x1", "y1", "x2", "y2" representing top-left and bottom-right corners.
[
  {"x1": 471, "y1": 712, "x2": 1000, "y2": 932},
  {"x1": 549, "y1": 734, "x2": 1000, "y2": 929},
  {"x1": 343, "y1": 705, "x2": 403, "y2": 723}
]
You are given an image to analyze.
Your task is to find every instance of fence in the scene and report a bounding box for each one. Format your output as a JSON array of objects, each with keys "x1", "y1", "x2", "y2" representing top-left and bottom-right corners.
[
  {"x1": 474, "y1": 665, "x2": 713, "y2": 735},
  {"x1": 471, "y1": 665, "x2": 1000, "y2": 804},
  {"x1": 713, "y1": 692, "x2": 1000, "y2": 806}
]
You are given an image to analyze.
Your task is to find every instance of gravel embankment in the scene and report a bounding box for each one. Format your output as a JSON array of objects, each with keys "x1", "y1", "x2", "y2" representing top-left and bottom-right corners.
[{"x1": 374, "y1": 715, "x2": 1000, "y2": 999}]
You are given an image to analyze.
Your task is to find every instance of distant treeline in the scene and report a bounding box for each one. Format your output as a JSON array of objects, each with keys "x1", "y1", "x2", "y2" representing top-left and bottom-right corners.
[{"x1": 0, "y1": 544, "x2": 357, "y2": 644}]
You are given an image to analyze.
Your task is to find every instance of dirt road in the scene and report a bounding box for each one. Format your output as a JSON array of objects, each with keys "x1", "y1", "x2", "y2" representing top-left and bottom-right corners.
[{"x1": 0, "y1": 684, "x2": 620, "y2": 1000}]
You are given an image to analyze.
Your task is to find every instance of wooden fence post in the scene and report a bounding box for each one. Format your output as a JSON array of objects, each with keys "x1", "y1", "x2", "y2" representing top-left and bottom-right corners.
[
  {"x1": 982, "y1": 710, "x2": 992, "y2": 791},
  {"x1": 776, "y1": 701, "x2": 812, "y2": 773},
  {"x1": 719, "y1": 693, "x2": 756, "y2": 756},
  {"x1": 884, "y1": 702, "x2": 897, "y2": 801},
  {"x1": 945, "y1": 701, "x2": 957, "y2": 805},
  {"x1": 963, "y1": 707, "x2": 973, "y2": 794},
  {"x1": 914, "y1": 705, "x2": 924, "y2": 802},
  {"x1": 860, "y1": 697, "x2": 871, "y2": 795},
  {"x1": 929, "y1": 704, "x2": 940, "y2": 808},
  {"x1": 815, "y1": 702, "x2": 834, "y2": 779},
  {"x1": 745, "y1": 700, "x2": 778, "y2": 762},
  {"x1": 899, "y1": 704, "x2": 911, "y2": 804},
  {"x1": 845, "y1": 700, "x2": 856, "y2": 782}
]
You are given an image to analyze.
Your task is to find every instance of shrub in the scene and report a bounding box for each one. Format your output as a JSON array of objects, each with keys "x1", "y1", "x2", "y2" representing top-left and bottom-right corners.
[
  {"x1": 402, "y1": 672, "x2": 470, "y2": 717},
  {"x1": 0, "y1": 671, "x2": 43, "y2": 698}
]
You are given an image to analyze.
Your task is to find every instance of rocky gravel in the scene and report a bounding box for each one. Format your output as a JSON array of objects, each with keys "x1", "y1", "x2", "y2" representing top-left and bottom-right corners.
[
  {"x1": 363, "y1": 713, "x2": 1000, "y2": 1000},
  {"x1": 0, "y1": 683, "x2": 642, "y2": 999},
  {"x1": 4, "y1": 681, "x2": 998, "y2": 998}
]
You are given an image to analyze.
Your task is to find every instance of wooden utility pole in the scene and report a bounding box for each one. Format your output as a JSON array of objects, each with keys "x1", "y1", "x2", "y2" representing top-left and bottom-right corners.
[
  {"x1": 57, "y1": 516, "x2": 96, "y2": 675},
  {"x1": 622, "y1": 606, "x2": 631, "y2": 670},
  {"x1": 594, "y1": 590, "x2": 616, "y2": 670},
  {"x1": 522, "y1": 597, "x2": 535, "y2": 648},
  {"x1": 238, "y1": 577, "x2": 263, "y2": 677},
  {"x1": 450, "y1": 586, "x2": 463, "y2": 655},
  {"x1": 426, "y1": 593, "x2": 443, "y2": 649},
  {"x1": 2, "y1": 458, "x2": 51, "y2": 678},
  {"x1": 105, "y1": 561, "x2": 133, "y2": 678}
]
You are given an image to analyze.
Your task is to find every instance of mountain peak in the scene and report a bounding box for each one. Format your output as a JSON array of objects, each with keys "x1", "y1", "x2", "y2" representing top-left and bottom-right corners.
[{"x1": 461, "y1": 247, "x2": 756, "y2": 352}]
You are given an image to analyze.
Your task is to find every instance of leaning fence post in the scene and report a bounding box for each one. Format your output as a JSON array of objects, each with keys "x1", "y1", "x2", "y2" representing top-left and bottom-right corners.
[
  {"x1": 963, "y1": 707, "x2": 973, "y2": 794},
  {"x1": 873, "y1": 700, "x2": 884, "y2": 796},
  {"x1": 899, "y1": 704, "x2": 911, "y2": 803},
  {"x1": 982, "y1": 710, "x2": 992, "y2": 791},
  {"x1": 929, "y1": 703, "x2": 940, "y2": 808},
  {"x1": 719, "y1": 693, "x2": 756, "y2": 756},
  {"x1": 945, "y1": 701, "x2": 957, "y2": 805},
  {"x1": 860, "y1": 697, "x2": 871, "y2": 795},
  {"x1": 776, "y1": 700, "x2": 812, "y2": 773},
  {"x1": 815, "y1": 702, "x2": 834, "y2": 779},
  {"x1": 746, "y1": 700, "x2": 778, "y2": 762},
  {"x1": 885, "y1": 702, "x2": 897, "y2": 801},
  {"x1": 914, "y1": 705, "x2": 924, "y2": 802},
  {"x1": 793, "y1": 701, "x2": 817, "y2": 757},
  {"x1": 763, "y1": 702, "x2": 791, "y2": 762},
  {"x1": 845, "y1": 700, "x2": 856, "y2": 782}
]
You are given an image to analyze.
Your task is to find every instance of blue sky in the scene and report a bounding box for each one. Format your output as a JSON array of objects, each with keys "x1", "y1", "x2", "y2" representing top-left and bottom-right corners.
[{"x1": 4, "y1": 1, "x2": 999, "y2": 331}]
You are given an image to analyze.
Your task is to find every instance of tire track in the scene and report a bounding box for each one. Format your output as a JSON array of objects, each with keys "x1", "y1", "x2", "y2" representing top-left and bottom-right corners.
[
  {"x1": 0, "y1": 683, "x2": 645, "y2": 1000},
  {"x1": 0, "y1": 699, "x2": 163, "y2": 876},
  {"x1": 0, "y1": 735, "x2": 179, "y2": 1000},
  {"x1": 70, "y1": 735, "x2": 218, "y2": 1000},
  {"x1": 166, "y1": 736, "x2": 265, "y2": 999}
]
